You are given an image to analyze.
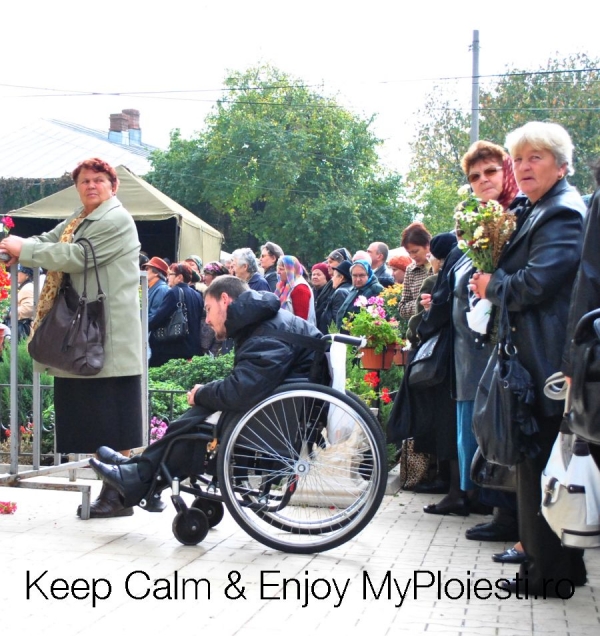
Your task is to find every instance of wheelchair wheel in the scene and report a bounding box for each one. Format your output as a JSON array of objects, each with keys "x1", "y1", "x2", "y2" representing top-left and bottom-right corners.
[
  {"x1": 192, "y1": 497, "x2": 225, "y2": 528},
  {"x1": 172, "y1": 508, "x2": 210, "y2": 546},
  {"x1": 217, "y1": 383, "x2": 386, "y2": 553}
]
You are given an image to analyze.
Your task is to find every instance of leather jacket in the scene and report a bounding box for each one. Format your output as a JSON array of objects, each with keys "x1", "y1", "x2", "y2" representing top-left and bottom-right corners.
[{"x1": 485, "y1": 178, "x2": 585, "y2": 417}]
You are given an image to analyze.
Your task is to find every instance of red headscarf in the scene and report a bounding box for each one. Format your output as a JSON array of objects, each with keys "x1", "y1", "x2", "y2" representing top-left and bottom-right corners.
[{"x1": 497, "y1": 155, "x2": 519, "y2": 210}]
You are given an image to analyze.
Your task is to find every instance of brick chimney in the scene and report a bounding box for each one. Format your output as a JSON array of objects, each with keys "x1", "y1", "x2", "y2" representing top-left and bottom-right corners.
[
  {"x1": 123, "y1": 108, "x2": 142, "y2": 145},
  {"x1": 108, "y1": 110, "x2": 142, "y2": 145}
]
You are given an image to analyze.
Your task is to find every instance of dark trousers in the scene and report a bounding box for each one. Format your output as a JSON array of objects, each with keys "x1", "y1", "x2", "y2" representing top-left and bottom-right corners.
[
  {"x1": 134, "y1": 405, "x2": 215, "y2": 483},
  {"x1": 517, "y1": 414, "x2": 586, "y2": 592}
]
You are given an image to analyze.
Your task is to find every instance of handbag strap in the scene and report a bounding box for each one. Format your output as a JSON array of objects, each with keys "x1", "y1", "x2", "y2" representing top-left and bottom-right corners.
[
  {"x1": 75, "y1": 237, "x2": 105, "y2": 302},
  {"x1": 497, "y1": 279, "x2": 516, "y2": 355}
]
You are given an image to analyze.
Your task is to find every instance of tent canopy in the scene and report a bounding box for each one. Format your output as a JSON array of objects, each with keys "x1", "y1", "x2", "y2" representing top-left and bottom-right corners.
[{"x1": 9, "y1": 165, "x2": 223, "y2": 264}]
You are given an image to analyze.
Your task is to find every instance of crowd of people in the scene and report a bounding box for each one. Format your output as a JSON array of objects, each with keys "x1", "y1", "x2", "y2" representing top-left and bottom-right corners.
[{"x1": 2, "y1": 118, "x2": 600, "y2": 599}]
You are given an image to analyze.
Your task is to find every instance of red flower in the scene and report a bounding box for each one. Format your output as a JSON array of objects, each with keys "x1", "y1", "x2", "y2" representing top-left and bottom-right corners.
[
  {"x1": 381, "y1": 387, "x2": 392, "y2": 404},
  {"x1": 1, "y1": 216, "x2": 14, "y2": 229},
  {"x1": 363, "y1": 372, "x2": 380, "y2": 388}
]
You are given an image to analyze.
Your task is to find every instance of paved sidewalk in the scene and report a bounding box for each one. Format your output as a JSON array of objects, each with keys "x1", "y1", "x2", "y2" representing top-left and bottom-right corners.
[{"x1": 1, "y1": 471, "x2": 599, "y2": 635}]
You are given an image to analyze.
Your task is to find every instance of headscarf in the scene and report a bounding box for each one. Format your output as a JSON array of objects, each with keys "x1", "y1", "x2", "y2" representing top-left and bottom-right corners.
[
  {"x1": 275, "y1": 255, "x2": 303, "y2": 307},
  {"x1": 185, "y1": 255, "x2": 203, "y2": 271},
  {"x1": 350, "y1": 259, "x2": 376, "y2": 288},
  {"x1": 203, "y1": 261, "x2": 229, "y2": 277},
  {"x1": 497, "y1": 155, "x2": 520, "y2": 210}
]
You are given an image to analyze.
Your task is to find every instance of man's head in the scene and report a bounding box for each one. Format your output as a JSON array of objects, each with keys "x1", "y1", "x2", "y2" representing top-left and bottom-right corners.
[
  {"x1": 352, "y1": 250, "x2": 372, "y2": 265},
  {"x1": 367, "y1": 242, "x2": 388, "y2": 269},
  {"x1": 204, "y1": 275, "x2": 249, "y2": 339}
]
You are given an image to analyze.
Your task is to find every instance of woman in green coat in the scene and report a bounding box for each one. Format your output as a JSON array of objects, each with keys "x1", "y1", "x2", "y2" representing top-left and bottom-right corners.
[{"x1": 0, "y1": 158, "x2": 143, "y2": 519}]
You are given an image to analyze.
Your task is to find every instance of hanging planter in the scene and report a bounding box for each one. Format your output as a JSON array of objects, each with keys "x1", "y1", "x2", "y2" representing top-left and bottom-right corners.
[
  {"x1": 393, "y1": 346, "x2": 409, "y2": 367},
  {"x1": 360, "y1": 346, "x2": 396, "y2": 371}
]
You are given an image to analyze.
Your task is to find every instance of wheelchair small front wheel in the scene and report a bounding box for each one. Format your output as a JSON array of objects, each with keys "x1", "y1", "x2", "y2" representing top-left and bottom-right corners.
[
  {"x1": 172, "y1": 508, "x2": 210, "y2": 546},
  {"x1": 192, "y1": 497, "x2": 225, "y2": 528},
  {"x1": 217, "y1": 383, "x2": 386, "y2": 554}
]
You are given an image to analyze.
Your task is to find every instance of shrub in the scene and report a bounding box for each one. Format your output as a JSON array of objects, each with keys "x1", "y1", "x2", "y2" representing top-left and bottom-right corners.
[{"x1": 149, "y1": 353, "x2": 234, "y2": 388}]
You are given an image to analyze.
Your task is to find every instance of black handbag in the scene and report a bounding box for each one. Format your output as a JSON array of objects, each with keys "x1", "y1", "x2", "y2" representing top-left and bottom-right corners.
[
  {"x1": 470, "y1": 446, "x2": 517, "y2": 492},
  {"x1": 408, "y1": 328, "x2": 450, "y2": 388},
  {"x1": 567, "y1": 308, "x2": 600, "y2": 444},
  {"x1": 153, "y1": 287, "x2": 189, "y2": 342},
  {"x1": 472, "y1": 294, "x2": 539, "y2": 466},
  {"x1": 28, "y1": 238, "x2": 106, "y2": 376}
]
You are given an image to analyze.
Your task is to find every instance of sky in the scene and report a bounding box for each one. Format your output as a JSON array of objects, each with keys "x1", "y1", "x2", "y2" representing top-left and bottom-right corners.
[{"x1": 2, "y1": 0, "x2": 598, "y2": 174}]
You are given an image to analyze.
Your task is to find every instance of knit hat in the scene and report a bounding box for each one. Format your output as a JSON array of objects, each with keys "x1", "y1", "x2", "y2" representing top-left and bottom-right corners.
[
  {"x1": 429, "y1": 232, "x2": 458, "y2": 260},
  {"x1": 311, "y1": 262, "x2": 331, "y2": 281},
  {"x1": 388, "y1": 255, "x2": 412, "y2": 271},
  {"x1": 185, "y1": 255, "x2": 203, "y2": 272}
]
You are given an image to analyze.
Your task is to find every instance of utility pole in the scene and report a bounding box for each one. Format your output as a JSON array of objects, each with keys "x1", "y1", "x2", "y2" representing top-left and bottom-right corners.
[{"x1": 470, "y1": 30, "x2": 480, "y2": 144}]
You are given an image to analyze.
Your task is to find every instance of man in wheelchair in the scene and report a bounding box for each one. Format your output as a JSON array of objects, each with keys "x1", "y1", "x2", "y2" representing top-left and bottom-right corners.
[{"x1": 90, "y1": 275, "x2": 322, "y2": 511}]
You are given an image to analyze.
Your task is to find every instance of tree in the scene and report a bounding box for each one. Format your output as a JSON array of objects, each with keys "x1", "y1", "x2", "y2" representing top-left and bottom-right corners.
[
  {"x1": 148, "y1": 65, "x2": 412, "y2": 262},
  {"x1": 408, "y1": 53, "x2": 600, "y2": 231}
]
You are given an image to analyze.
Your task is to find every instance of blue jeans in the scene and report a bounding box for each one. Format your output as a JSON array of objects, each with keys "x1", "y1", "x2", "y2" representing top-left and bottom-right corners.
[{"x1": 456, "y1": 400, "x2": 479, "y2": 491}]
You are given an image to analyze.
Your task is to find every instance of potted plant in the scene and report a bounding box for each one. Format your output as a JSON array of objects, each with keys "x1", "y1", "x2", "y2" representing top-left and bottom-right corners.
[
  {"x1": 343, "y1": 295, "x2": 400, "y2": 369},
  {"x1": 378, "y1": 284, "x2": 409, "y2": 366}
]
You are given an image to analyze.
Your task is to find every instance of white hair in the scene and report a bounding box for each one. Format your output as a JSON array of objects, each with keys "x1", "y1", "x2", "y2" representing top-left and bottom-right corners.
[
  {"x1": 505, "y1": 121, "x2": 574, "y2": 176},
  {"x1": 231, "y1": 247, "x2": 259, "y2": 275}
]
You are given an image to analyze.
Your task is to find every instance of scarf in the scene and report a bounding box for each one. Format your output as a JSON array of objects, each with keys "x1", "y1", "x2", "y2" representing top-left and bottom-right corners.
[
  {"x1": 497, "y1": 155, "x2": 520, "y2": 210},
  {"x1": 275, "y1": 255, "x2": 303, "y2": 308},
  {"x1": 30, "y1": 210, "x2": 87, "y2": 335}
]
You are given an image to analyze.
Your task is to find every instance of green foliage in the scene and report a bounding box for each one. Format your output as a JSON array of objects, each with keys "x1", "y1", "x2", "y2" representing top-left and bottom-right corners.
[
  {"x1": 148, "y1": 352, "x2": 234, "y2": 389},
  {"x1": 148, "y1": 64, "x2": 413, "y2": 262},
  {"x1": 148, "y1": 380, "x2": 189, "y2": 421},
  {"x1": 408, "y1": 53, "x2": 600, "y2": 226},
  {"x1": 0, "y1": 174, "x2": 73, "y2": 214},
  {"x1": 0, "y1": 340, "x2": 54, "y2": 426}
]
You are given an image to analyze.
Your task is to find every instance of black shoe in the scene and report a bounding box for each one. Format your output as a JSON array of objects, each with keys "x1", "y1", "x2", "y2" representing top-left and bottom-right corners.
[
  {"x1": 96, "y1": 446, "x2": 129, "y2": 465},
  {"x1": 413, "y1": 478, "x2": 450, "y2": 494},
  {"x1": 140, "y1": 491, "x2": 167, "y2": 513},
  {"x1": 465, "y1": 520, "x2": 519, "y2": 542},
  {"x1": 89, "y1": 458, "x2": 149, "y2": 508},
  {"x1": 492, "y1": 547, "x2": 528, "y2": 564},
  {"x1": 423, "y1": 497, "x2": 469, "y2": 516},
  {"x1": 76, "y1": 482, "x2": 134, "y2": 518}
]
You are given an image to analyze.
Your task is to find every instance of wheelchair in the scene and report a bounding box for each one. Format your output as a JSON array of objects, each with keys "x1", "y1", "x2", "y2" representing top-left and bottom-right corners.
[{"x1": 142, "y1": 334, "x2": 388, "y2": 554}]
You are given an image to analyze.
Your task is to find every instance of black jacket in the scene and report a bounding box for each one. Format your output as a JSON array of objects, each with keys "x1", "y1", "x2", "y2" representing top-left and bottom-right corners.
[
  {"x1": 563, "y1": 188, "x2": 599, "y2": 375},
  {"x1": 194, "y1": 290, "x2": 321, "y2": 412},
  {"x1": 485, "y1": 179, "x2": 585, "y2": 417},
  {"x1": 149, "y1": 283, "x2": 204, "y2": 367},
  {"x1": 264, "y1": 265, "x2": 278, "y2": 292},
  {"x1": 373, "y1": 263, "x2": 394, "y2": 288}
]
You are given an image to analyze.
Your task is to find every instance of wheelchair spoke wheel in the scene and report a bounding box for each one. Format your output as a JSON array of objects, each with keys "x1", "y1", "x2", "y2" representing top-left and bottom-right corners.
[
  {"x1": 172, "y1": 508, "x2": 210, "y2": 546},
  {"x1": 192, "y1": 497, "x2": 225, "y2": 528},
  {"x1": 217, "y1": 383, "x2": 386, "y2": 553}
]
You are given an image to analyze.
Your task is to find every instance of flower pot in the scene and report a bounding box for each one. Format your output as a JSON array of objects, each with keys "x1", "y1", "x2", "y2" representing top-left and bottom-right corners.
[
  {"x1": 360, "y1": 346, "x2": 395, "y2": 370},
  {"x1": 393, "y1": 346, "x2": 409, "y2": 367}
]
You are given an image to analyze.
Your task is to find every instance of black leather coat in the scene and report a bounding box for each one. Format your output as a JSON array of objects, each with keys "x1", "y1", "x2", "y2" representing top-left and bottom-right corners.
[
  {"x1": 194, "y1": 290, "x2": 320, "y2": 413},
  {"x1": 485, "y1": 179, "x2": 585, "y2": 417},
  {"x1": 563, "y1": 188, "x2": 600, "y2": 375}
]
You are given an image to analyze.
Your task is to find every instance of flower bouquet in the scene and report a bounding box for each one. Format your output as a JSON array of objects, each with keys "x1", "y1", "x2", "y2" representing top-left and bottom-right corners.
[
  {"x1": 378, "y1": 283, "x2": 409, "y2": 339},
  {"x1": 343, "y1": 295, "x2": 399, "y2": 354},
  {"x1": 454, "y1": 189, "x2": 516, "y2": 273}
]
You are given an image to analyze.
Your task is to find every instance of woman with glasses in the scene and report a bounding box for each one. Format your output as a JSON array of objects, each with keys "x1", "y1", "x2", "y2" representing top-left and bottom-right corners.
[{"x1": 148, "y1": 262, "x2": 204, "y2": 367}]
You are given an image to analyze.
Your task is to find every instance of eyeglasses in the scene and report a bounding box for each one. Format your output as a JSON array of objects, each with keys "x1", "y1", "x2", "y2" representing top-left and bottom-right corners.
[{"x1": 467, "y1": 166, "x2": 503, "y2": 184}]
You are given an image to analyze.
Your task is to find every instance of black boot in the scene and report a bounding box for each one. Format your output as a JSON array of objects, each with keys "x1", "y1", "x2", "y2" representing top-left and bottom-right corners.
[
  {"x1": 465, "y1": 506, "x2": 518, "y2": 541},
  {"x1": 77, "y1": 481, "x2": 134, "y2": 518},
  {"x1": 89, "y1": 458, "x2": 151, "y2": 508}
]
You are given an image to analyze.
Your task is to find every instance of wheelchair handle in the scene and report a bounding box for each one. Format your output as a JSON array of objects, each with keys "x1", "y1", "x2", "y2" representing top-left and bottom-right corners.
[{"x1": 322, "y1": 334, "x2": 367, "y2": 348}]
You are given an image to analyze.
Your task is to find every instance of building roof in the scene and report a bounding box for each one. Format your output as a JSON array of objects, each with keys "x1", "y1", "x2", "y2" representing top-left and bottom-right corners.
[{"x1": 0, "y1": 118, "x2": 158, "y2": 179}]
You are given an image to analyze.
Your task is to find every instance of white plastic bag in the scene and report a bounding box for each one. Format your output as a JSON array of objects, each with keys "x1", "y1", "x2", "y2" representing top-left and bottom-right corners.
[
  {"x1": 326, "y1": 338, "x2": 354, "y2": 444},
  {"x1": 466, "y1": 297, "x2": 492, "y2": 334}
]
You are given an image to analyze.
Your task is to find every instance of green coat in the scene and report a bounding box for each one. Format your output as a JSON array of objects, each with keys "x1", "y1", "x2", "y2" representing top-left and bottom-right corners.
[{"x1": 19, "y1": 196, "x2": 143, "y2": 379}]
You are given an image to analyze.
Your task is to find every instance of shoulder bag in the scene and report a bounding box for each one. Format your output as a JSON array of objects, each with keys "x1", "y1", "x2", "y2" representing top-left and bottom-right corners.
[
  {"x1": 472, "y1": 287, "x2": 539, "y2": 466},
  {"x1": 407, "y1": 327, "x2": 451, "y2": 388},
  {"x1": 153, "y1": 287, "x2": 189, "y2": 342},
  {"x1": 470, "y1": 446, "x2": 516, "y2": 492},
  {"x1": 28, "y1": 237, "x2": 106, "y2": 376},
  {"x1": 541, "y1": 432, "x2": 600, "y2": 549},
  {"x1": 567, "y1": 308, "x2": 600, "y2": 444}
]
